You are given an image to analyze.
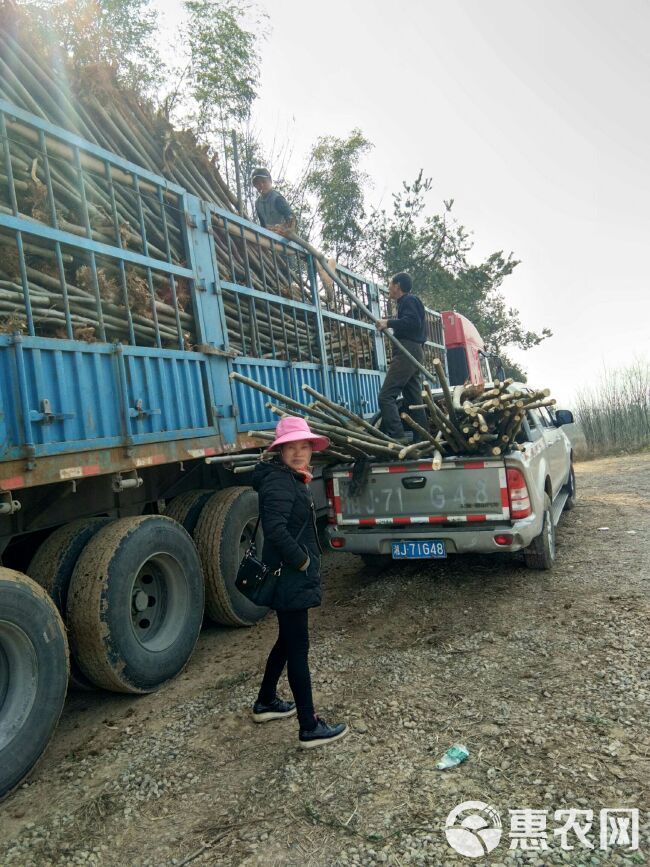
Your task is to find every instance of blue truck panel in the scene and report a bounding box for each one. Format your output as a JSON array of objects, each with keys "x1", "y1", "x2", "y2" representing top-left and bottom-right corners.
[
  {"x1": 328, "y1": 368, "x2": 383, "y2": 419},
  {"x1": 0, "y1": 336, "x2": 217, "y2": 461},
  {"x1": 230, "y1": 359, "x2": 325, "y2": 430}
]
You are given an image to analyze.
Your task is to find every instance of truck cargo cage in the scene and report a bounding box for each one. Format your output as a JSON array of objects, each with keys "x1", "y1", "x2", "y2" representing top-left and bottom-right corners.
[
  {"x1": 0, "y1": 95, "x2": 447, "y2": 469},
  {"x1": 0, "y1": 100, "x2": 194, "y2": 350}
]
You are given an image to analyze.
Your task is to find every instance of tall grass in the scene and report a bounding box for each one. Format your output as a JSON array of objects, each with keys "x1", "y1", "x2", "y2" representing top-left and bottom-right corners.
[{"x1": 575, "y1": 360, "x2": 650, "y2": 456}]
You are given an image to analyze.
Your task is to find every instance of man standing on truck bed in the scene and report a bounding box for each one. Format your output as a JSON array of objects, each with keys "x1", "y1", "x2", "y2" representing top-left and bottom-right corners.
[
  {"x1": 376, "y1": 272, "x2": 428, "y2": 440},
  {"x1": 251, "y1": 167, "x2": 296, "y2": 236}
]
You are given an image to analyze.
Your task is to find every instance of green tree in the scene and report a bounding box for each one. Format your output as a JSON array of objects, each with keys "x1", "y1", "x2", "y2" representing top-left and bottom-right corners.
[
  {"x1": 22, "y1": 0, "x2": 161, "y2": 95},
  {"x1": 362, "y1": 172, "x2": 551, "y2": 379},
  {"x1": 179, "y1": 1, "x2": 261, "y2": 163},
  {"x1": 362, "y1": 171, "x2": 470, "y2": 287},
  {"x1": 304, "y1": 129, "x2": 372, "y2": 264}
]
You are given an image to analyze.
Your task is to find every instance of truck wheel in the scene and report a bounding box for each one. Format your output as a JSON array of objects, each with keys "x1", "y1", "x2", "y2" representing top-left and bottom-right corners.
[
  {"x1": 0, "y1": 569, "x2": 69, "y2": 802},
  {"x1": 28, "y1": 518, "x2": 112, "y2": 692},
  {"x1": 66, "y1": 517, "x2": 204, "y2": 694},
  {"x1": 194, "y1": 487, "x2": 268, "y2": 627},
  {"x1": 523, "y1": 494, "x2": 556, "y2": 570},
  {"x1": 564, "y1": 464, "x2": 577, "y2": 511},
  {"x1": 165, "y1": 490, "x2": 214, "y2": 534}
]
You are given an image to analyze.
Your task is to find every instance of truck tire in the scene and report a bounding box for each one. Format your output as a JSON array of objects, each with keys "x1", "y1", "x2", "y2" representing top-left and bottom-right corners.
[
  {"x1": 523, "y1": 494, "x2": 556, "y2": 570},
  {"x1": 27, "y1": 518, "x2": 112, "y2": 692},
  {"x1": 194, "y1": 487, "x2": 268, "y2": 627},
  {"x1": 0, "y1": 569, "x2": 69, "y2": 802},
  {"x1": 27, "y1": 518, "x2": 113, "y2": 613},
  {"x1": 564, "y1": 464, "x2": 577, "y2": 511},
  {"x1": 165, "y1": 490, "x2": 214, "y2": 534},
  {"x1": 66, "y1": 517, "x2": 204, "y2": 694}
]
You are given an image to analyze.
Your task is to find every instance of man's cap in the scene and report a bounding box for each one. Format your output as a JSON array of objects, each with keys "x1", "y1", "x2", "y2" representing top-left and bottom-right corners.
[{"x1": 251, "y1": 167, "x2": 272, "y2": 183}]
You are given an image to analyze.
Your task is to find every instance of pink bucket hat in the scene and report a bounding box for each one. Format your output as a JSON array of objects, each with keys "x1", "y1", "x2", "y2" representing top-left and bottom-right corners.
[{"x1": 269, "y1": 416, "x2": 330, "y2": 452}]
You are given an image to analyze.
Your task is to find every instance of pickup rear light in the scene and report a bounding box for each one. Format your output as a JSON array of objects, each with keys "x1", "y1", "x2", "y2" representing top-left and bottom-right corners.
[
  {"x1": 506, "y1": 467, "x2": 531, "y2": 518},
  {"x1": 325, "y1": 478, "x2": 336, "y2": 524},
  {"x1": 494, "y1": 533, "x2": 514, "y2": 546},
  {"x1": 330, "y1": 537, "x2": 345, "y2": 548}
]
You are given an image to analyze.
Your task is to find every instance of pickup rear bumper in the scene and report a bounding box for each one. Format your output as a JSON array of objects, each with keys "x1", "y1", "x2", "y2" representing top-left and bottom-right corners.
[{"x1": 326, "y1": 513, "x2": 542, "y2": 556}]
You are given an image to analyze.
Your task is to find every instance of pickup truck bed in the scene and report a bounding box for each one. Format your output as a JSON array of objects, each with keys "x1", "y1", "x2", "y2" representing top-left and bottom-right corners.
[{"x1": 326, "y1": 422, "x2": 574, "y2": 568}]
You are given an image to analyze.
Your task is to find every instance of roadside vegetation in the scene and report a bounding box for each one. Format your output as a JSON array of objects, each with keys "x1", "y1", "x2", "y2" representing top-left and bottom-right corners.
[{"x1": 575, "y1": 359, "x2": 650, "y2": 457}]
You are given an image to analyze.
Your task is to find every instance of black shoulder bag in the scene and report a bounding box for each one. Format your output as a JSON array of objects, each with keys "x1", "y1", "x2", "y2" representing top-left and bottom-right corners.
[{"x1": 235, "y1": 514, "x2": 310, "y2": 608}]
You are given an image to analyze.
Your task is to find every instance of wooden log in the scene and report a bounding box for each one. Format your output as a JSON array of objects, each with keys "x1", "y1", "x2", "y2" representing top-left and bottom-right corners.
[
  {"x1": 302, "y1": 384, "x2": 398, "y2": 444},
  {"x1": 422, "y1": 383, "x2": 469, "y2": 452},
  {"x1": 433, "y1": 357, "x2": 457, "y2": 421}
]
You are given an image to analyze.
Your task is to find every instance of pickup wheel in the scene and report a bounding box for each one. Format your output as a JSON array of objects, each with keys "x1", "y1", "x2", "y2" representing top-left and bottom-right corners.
[
  {"x1": 194, "y1": 487, "x2": 268, "y2": 627},
  {"x1": 564, "y1": 464, "x2": 577, "y2": 511},
  {"x1": 523, "y1": 494, "x2": 556, "y2": 570},
  {"x1": 0, "y1": 569, "x2": 69, "y2": 802},
  {"x1": 27, "y1": 518, "x2": 113, "y2": 692},
  {"x1": 66, "y1": 517, "x2": 204, "y2": 693}
]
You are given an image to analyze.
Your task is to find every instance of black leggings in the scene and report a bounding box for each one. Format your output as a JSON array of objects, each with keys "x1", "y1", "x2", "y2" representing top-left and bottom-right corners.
[{"x1": 257, "y1": 608, "x2": 316, "y2": 730}]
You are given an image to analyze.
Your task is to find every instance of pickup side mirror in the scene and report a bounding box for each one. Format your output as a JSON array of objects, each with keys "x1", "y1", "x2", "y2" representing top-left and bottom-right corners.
[{"x1": 554, "y1": 409, "x2": 574, "y2": 426}]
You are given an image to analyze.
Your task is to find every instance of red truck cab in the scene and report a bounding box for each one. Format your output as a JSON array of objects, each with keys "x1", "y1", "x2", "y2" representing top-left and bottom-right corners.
[{"x1": 442, "y1": 310, "x2": 503, "y2": 385}]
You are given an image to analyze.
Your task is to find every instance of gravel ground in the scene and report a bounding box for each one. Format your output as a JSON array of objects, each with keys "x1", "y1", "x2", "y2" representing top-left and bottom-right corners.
[{"x1": 1, "y1": 452, "x2": 649, "y2": 866}]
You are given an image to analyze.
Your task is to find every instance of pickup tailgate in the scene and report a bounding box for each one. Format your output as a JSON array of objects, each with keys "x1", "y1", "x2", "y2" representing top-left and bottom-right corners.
[{"x1": 331, "y1": 459, "x2": 511, "y2": 526}]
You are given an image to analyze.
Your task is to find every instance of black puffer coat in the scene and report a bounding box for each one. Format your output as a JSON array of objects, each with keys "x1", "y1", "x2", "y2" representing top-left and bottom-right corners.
[{"x1": 251, "y1": 460, "x2": 322, "y2": 611}]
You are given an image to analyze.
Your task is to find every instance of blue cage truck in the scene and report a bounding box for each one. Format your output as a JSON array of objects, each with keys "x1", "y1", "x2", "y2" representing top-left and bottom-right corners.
[{"x1": 0, "y1": 10, "x2": 506, "y2": 798}]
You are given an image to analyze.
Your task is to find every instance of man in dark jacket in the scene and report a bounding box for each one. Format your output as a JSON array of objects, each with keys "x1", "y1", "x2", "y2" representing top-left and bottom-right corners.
[
  {"x1": 376, "y1": 272, "x2": 428, "y2": 439},
  {"x1": 251, "y1": 167, "x2": 296, "y2": 236}
]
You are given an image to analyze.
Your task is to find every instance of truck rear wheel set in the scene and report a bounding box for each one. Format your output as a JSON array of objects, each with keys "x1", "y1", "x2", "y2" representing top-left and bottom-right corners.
[{"x1": 1, "y1": 487, "x2": 268, "y2": 800}]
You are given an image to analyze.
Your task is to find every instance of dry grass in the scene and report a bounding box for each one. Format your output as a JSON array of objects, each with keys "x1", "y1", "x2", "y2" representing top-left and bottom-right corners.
[{"x1": 576, "y1": 359, "x2": 650, "y2": 456}]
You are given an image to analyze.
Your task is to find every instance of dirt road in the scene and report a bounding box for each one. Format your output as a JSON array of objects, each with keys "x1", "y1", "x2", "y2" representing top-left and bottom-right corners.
[{"x1": 1, "y1": 453, "x2": 649, "y2": 866}]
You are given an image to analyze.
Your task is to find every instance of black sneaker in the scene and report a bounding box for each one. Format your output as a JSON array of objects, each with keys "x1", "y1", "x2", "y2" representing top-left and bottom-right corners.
[
  {"x1": 299, "y1": 717, "x2": 349, "y2": 749},
  {"x1": 252, "y1": 697, "x2": 296, "y2": 723}
]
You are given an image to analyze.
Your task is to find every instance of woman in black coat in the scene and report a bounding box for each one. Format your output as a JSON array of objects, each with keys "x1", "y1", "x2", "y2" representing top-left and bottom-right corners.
[{"x1": 251, "y1": 416, "x2": 348, "y2": 749}]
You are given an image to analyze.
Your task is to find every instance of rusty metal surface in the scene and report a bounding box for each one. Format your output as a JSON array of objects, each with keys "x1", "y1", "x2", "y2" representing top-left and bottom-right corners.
[{"x1": 0, "y1": 433, "x2": 266, "y2": 494}]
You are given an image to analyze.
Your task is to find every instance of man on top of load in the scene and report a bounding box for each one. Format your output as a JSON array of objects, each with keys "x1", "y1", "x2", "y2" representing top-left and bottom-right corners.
[
  {"x1": 251, "y1": 167, "x2": 296, "y2": 237},
  {"x1": 376, "y1": 272, "x2": 428, "y2": 441}
]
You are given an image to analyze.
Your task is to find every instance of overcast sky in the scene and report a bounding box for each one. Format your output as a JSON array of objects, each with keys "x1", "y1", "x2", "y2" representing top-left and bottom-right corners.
[{"x1": 160, "y1": 0, "x2": 649, "y2": 404}]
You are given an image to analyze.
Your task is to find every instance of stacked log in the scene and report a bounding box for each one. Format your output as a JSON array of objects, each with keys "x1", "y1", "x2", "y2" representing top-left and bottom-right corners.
[
  {"x1": 403, "y1": 359, "x2": 556, "y2": 459},
  {"x1": 231, "y1": 366, "x2": 556, "y2": 467},
  {"x1": 0, "y1": 3, "x2": 237, "y2": 213}
]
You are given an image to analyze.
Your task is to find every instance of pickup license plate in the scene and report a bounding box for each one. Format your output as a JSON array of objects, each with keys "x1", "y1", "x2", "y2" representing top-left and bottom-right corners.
[{"x1": 391, "y1": 540, "x2": 447, "y2": 559}]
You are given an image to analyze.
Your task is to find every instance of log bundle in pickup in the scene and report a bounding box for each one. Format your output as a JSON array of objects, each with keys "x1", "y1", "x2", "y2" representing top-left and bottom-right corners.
[
  {"x1": 402, "y1": 358, "x2": 556, "y2": 460},
  {"x1": 230, "y1": 365, "x2": 556, "y2": 467}
]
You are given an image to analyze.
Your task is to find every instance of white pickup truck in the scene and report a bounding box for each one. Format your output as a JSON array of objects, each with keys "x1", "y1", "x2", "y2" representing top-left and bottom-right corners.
[{"x1": 324, "y1": 392, "x2": 576, "y2": 570}]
